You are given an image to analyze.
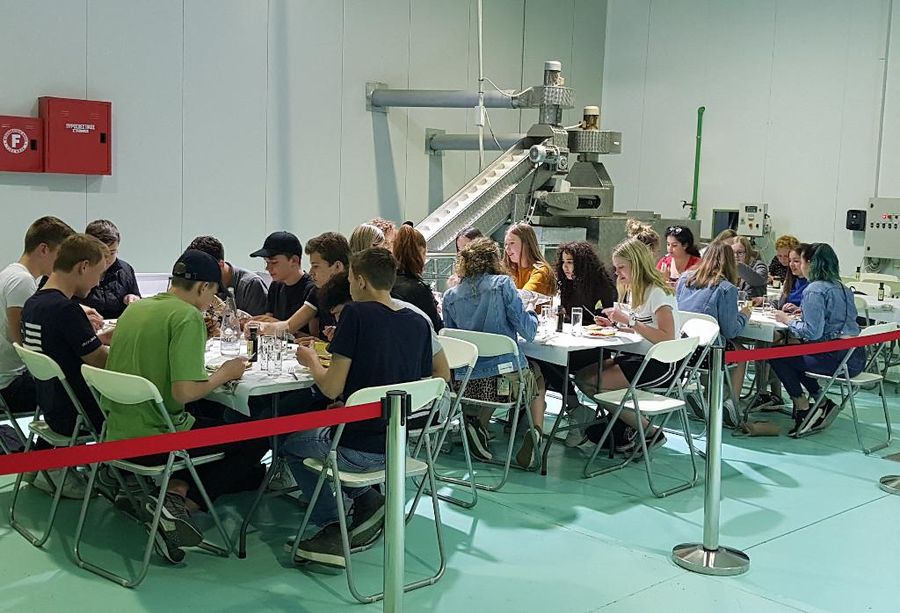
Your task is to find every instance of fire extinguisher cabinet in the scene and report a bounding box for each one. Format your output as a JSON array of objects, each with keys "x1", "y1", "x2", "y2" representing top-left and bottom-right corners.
[
  {"x1": 39, "y1": 97, "x2": 112, "y2": 175},
  {"x1": 0, "y1": 115, "x2": 43, "y2": 173}
]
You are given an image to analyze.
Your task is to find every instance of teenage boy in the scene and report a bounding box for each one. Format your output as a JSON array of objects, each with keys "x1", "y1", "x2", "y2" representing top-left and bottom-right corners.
[
  {"x1": 283, "y1": 247, "x2": 434, "y2": 567},
  {"x1": 22, "y1": 234, "x2": 112, "y2": 496},
  {"x1": 188, "y1": 235, "x2": 269, "y2": 315},
  {"x1": 80, "y1": 219, "x2": 141, "y2": 319},
  {"x1": 0, "y1": 216, "x2": 75, "y2": 416},
  {"x1": 261, "y1": 232, "x2": 350, "y2": 340},
  {"x1": 249, "y1": 231, "x2": 314, "y2": 323},
  {"x1": 103, "y1": 249, "x2": 269, "y2": 563}
]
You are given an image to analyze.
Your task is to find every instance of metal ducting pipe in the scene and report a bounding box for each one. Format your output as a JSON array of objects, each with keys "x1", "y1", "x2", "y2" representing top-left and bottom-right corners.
[
  {"x1": 429, "y1": 133, "x2": 525, "y2": 152},
  {"x1": 369, "y1": 88, "x2": 518, "y2": 109}
]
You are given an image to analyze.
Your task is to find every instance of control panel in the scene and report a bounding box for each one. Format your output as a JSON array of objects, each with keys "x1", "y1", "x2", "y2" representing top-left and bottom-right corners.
[
  {"x1": 864, "y1": 198, "x2": 900, "y2": 259},
  {"x1": 738, "y1": 203, "x2": 767, "y2": 237}
]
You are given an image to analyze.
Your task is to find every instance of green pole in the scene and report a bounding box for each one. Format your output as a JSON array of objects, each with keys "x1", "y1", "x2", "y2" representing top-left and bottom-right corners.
[{"x1": 690, "y1": 106, "x2": 705, "y2": 220}]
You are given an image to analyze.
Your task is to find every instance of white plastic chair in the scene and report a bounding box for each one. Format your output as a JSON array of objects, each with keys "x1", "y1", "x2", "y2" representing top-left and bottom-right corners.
[
  {"x1": 799, "y1": 322, "x2": 896, "y2": 453},
  {"x1": 290, "y1": 377, "x2": 448, "y2": 604},
  {"x1": 74, "y1": 365, "x2": 232, "y2": 588},
  {"x1": 860, "y1": 272, "x2": 899, "y2": 283},
  {"x1": 586, "y1": 336, "x2": 701, "y2": 498},
  {"x1": 9, "y1": 343, "x2": 99, "y2": 548},
  {"x1": 410, "y1": 336, "x2": 479, "y2": 508},
  {"x1": 439, "y1": 328, "x2": 538, "y2": 491}
]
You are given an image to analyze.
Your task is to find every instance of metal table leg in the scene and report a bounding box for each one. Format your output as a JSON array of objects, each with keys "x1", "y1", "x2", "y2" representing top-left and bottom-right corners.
[{"x1": 238, "y1": 394, "x2": 281, "y2": 558}]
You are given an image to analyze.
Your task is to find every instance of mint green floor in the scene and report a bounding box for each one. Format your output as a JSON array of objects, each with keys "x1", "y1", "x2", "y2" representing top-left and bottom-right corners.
[{"x1": 1, "y1": 391, "x2": 899, "y2": 613}]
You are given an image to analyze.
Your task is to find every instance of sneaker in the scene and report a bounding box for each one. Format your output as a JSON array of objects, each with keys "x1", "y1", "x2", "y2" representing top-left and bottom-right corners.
[
  {"x1": 787, "y1": 409, "x2": 810, "y2": 437},
  {"x1": 722, "y1": 399, "x2": 742, "y2": 428},
  {"x1": 564, "y1": 406, "x2": 594, "y2": 448},
  {"x1": 794, "y1": 405, "x2": 826, "y2": 437},
  {"x1": 809, "y1": 399, "x2": 839, "y2": 432},
  {"x1": 685, "y1": 394, "x2": 706, "y2": 420},
  {"x1": 29, "y1": 468, "x2": 88, "y2": 499},
  {"x1": 145, "y1": 492, "x2": 203, "y2": 548},
  {"x1": 149, "y1": 521, "x2": 185, "y2": 564},
  {"x1": 349, "y1": 489, "x2": 385, "y2": 547},
  {"x1": 615, "y1": 426, "x2": 638, "y2": 454},
  {"x1": 464, "y1": 418, "x2": 492, "y2": 461},
  {"x1": 515, "y1": 426, "x2": 542, "y2": 469},
  {"x1": 268, "y1": 464, "x2": 297, "y2": 492},
  {"x1": 646, "y1": 429, "x2": 667, "y2": 451},
  {"x1": 293, "y1": 524, "x2": 346, "y2": 567}
]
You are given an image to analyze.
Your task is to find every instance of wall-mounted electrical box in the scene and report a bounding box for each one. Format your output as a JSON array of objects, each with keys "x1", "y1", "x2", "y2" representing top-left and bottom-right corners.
[
  {"x1": 0, "y1": 115, "x2": 43, "y2": 172},
  {"x1": 738, "y1": 202, "x2": 767, "y2": 237},
  {"x1": 864, "y1": 198, "x2": 900, "y2": 259},
  {"x1": 39, "y1": 96, "x2": 111, "y2": 175}
]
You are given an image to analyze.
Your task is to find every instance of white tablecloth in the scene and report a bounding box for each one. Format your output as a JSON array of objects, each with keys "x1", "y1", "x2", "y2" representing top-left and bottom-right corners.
[
  {"x1": 204, "y1": 340, "x2": 314, "y2": 415},
  {"x1": 738, "y1": 311, "x2": 789, "y2": 343},
  {"x1": 855, "y1": 295, "x2": 900, "y2": 324},
  {"x1": 519, "y1": 324, "x2": 644, "y2": 367}
]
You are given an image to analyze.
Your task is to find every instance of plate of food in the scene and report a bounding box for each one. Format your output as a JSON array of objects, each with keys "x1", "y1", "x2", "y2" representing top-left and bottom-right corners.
[{"x1": 585, "y1": 325, "x2": 617, "y2": 337}]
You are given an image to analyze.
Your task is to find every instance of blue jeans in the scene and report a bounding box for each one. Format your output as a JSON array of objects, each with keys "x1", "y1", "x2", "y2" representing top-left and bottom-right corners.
[
  {"x1": 770, "y1": 348, "x2": 864, "y2": 399},
  {"x1": 281, "y1": 427, "x2": 385, "y2": 530}
]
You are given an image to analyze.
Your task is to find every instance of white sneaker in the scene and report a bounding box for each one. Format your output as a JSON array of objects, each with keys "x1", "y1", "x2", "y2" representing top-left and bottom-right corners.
[
  {"x1": 29, "y1": 468, "x2": 88, "y2": 499},
  {"x1": 723, "y1": 399, "x2": 742, "y2": 428},
  {"x1": 564, "y1": 405, "x2": 595, "y2": 447},
  {"x1": 267, "y1": 465, "x2": 297, "y2": 492}
]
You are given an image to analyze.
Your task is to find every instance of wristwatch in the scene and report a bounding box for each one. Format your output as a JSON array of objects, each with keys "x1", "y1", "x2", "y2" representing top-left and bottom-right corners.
[{"x1": 628, "y1": 313, "x2": 638, "y2": 328}]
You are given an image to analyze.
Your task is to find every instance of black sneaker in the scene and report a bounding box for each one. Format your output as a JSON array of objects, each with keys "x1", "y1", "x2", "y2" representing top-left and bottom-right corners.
[
  {"x1": 148, "y1": 521, "x2": 185, "y2": 564},
  {"x1": 809, "y1": 399, "x2": 839, "y2": 432},
  {"x1": 464, "y1": 418, "x2": 492, "y2": 461},
  {"x1": 145, "y1": 492, "x2": 203, "y2": 548},
  {"x1": 515, "y1": 426, "x2": 541, "y2": 469},
  {"x1": 615, "y1": 427, "x2": 638, "y2": 454},
  {"x1": 787, "y1": 409, "x2": 809, "y2": 437},
  {"x1": 293, "y1": 524, "x2": 346, "y2": 567},
  {"x1": 793, "y1": 405, "x2": 826, "y2": 437},
  {"x1": 349, "y1": 490, "x2": 385, "y2": 547}
]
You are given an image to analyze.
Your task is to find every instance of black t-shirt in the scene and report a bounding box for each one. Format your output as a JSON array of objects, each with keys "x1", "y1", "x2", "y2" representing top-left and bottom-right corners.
[
  {"x1": 304, "y1": 286, "x2": 337, "y2": 340},
  {"x1": 329, "y1": 301, "x2": 432, "y2": 453},
  {"x1": 267, "y1": 273, "x2": 315, "y2": 323},
  {"x1": 22, "y1": 289, "x2": 103, "y2": 435}
]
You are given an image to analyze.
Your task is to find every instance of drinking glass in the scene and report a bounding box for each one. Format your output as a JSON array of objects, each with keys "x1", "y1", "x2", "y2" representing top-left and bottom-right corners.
[
  {"x1": 266, "y1": 336, "x2": 283, "y2": 376},
  {"x1": 570, "y1": 307, "x2": 583, "y2": 336},
  {"x1": 219, "y1": 316, "x2": 241, "y2": 356},
  {"x1": 737, "y1": 291, "x2": 749, "y2": 310}
]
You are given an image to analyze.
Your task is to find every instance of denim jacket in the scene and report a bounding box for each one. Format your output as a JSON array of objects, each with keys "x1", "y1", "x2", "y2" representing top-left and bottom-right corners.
[
  {"x1": 442, "y1": 274, "x2": 538, "y2": 380},
  {"x1": 789, "y1": 281, "x2": 859, "y2": 341},
  {"x1": 675, "y1": 275, "x2": 748, "y2": 342}
]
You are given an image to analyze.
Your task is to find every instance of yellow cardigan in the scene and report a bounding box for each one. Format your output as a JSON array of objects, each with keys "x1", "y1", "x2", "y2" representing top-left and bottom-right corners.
[{"x1": 512, "y1": 263, "x2": 555, "y2": 296}]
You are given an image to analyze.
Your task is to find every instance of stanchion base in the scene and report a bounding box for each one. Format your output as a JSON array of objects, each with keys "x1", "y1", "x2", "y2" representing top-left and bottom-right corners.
[
  {"x1": 879, "y1": 475, "x2": 900, "y2": 495},
  {"x1": 671, "y1": 543, "x2": 750, "y2": 576}
]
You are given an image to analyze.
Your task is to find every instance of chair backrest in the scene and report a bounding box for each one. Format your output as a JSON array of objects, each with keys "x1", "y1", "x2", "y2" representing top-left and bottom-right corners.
[
  {"x1": 344, "y1": 377, "x2": 447, "y2": 414},
  {"x1": 439, "y1": 328, "x2": 519, "y2": 359},
  {"x1": 848, "y1": 281, "x2": 892, "y2": 299},
  {"x1": 13, "y1": 342, "x2": 66, "y2": 382},
  {"x1": 860, "y1": 272, "x2": 899, "y2": 283},
  {"x1": 858, "y1": 322, "x2": 898, "y2": 337},
  {"x1": 437, "y1": 336, "x2": 478, "y2": 370},
  {"x1": 81, "y1": 365, "x2": 164, "y2": 406},
  {"x1": 644, "y1": 336, "x2": 700, "y2": 365},
  {"x1": 679, "y1": 312, "x2": 720, "y2": 347}
]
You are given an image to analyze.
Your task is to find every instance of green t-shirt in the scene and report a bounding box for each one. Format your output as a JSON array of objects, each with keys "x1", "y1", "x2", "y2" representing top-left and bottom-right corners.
[{"x1": 102, "y1": 292, "x2": 208, "y2": 440}]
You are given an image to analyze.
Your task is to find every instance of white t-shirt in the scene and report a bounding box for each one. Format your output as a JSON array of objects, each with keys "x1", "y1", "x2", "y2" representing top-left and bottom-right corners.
[
  {"x1": 0, "y1": 262, "x2": 38, "y2": 388},
  {"x1": 627, "y1": 286, "x2": 678, "y2": 352}
]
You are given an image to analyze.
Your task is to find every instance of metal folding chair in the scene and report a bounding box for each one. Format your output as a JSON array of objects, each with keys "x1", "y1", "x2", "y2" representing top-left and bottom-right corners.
[
  {"x1": 74, "y1": 365, "x2": 232, "y2": 588},
  {"x1": 0, "y1": 393, "x2": 27, "y2": 454},
  {"x1": 409, "y1": 335, "x2": 479, "y2": 508},
  {"x1": 585, "y1": 336, "x2": 701, "y2": 498},
  {"x1": 9, "y1": 343, "x2": 100, "y2": 547},
  {"x1": 798, "y1": 322, "x2": 896, "y2": 454},
  {"x1": 289, "y1": 377, "x2": 447, "y2": 604},
  {"x1": 439, "y1": 328, "x2": 539, "y2": 491}
]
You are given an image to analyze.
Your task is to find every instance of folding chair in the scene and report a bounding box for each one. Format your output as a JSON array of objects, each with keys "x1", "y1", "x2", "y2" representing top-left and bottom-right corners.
[
  {"x1": 676, "y1": 312, "x2": 721, "y2": 425},
  {"x1": 409, "y1": 336, "x2": 479, "y2": 508},
  {"x1": 74, "y1": 365, "x2": 232, "y2": 588},
  {"x1": 585, "y1": 336, "x2": 701, "y2": 498},
  {"x1": 438, "y1": 328, "x2": 538, "y2": 491},
  {"x1": 9, "y1": 343, "x2": 99, "y2": 547},
  {"x1": 289, "y1": 377, "x2": 447, "y2": 604},
  {"x1": 0, "y1": 393, "x2": 27, "y2": 454},
  {"x1": 798, "y1": 322, "x2": 896, "y2": 454}
]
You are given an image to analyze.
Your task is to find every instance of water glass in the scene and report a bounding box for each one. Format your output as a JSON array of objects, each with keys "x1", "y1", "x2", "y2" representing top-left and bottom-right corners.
[
  {"x1": 266, "y1": 337, "x2": 283, "y2": 376},
  {"x1": 542, "y1": 305, "x2": 558, "y2": 334},
  {"x1": 737, "y1": 290, "x2": 749, "y2": 310},
  {"x1": 258, "y1": 335, "x2": 274, "y2": 370},
  {"x1": 219, "y1": 321, "x2": 241, "y2": 357},
  {"x1": 570, "y1": 307, "x2": 583, "y2": 336}
]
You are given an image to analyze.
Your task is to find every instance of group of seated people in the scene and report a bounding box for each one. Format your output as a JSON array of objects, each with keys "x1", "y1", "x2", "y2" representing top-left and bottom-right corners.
[{"x1": 0, "y1": 212, "x2": 873, "y2": 570}]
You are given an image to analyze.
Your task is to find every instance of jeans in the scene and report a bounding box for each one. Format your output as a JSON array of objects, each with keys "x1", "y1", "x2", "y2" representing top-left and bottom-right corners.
[
  {"x1": 770, "y1": 348, "x2": 864, "y2": 399},
  {"x1": 281, "y1": 427, "x2": 385, "y2": 531}
]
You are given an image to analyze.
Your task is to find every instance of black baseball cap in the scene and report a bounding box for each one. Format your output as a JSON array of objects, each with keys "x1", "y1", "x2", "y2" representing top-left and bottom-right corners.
[
  {"x1": 250, "y1": 231, "x2": 303, "y2": 258},
  {"x1": 172, "y1": 249, "x2": 222, "y2": 283}
]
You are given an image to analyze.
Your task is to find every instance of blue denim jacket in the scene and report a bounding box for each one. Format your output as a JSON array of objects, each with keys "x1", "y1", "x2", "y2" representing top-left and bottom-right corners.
[
  {"x1": 675, "y1": 275, "x2": 748, "y2": 342},
  {"x1": 442, "y1": 274, "x2": 538, "y2": 380},
  {"x1": 789, "y1": 281, "x2": 859, "y2": 341}
]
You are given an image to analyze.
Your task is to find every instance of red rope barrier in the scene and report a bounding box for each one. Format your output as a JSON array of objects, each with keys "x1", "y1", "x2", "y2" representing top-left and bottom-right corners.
[
  {"x1": 725, "y1": 329, "x2": 900, "y2": 364},
  {"x1": 0, "y1": 401, "x2": 382, "y2": 477}
]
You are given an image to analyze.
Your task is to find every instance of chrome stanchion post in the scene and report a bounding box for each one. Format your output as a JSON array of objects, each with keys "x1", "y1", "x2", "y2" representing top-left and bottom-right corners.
[
  {"x1": 879, "y1": 475, "x2": 900, "y2": 494},
  {"x1": 384, "y1": 390, "x2": 408, "y2": 612},
  {"x1": 672, "y1": 346, "x2": 750, "y2": 576}
]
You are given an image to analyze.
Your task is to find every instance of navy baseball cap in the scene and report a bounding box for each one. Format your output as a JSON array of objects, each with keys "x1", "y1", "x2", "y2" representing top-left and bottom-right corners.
[
  {"x1": 250, "y1": 231, "x2": 303, "y2": 258},
  {"x1": 172, "y1": 249, "x2": 222, "y2": 283}
]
